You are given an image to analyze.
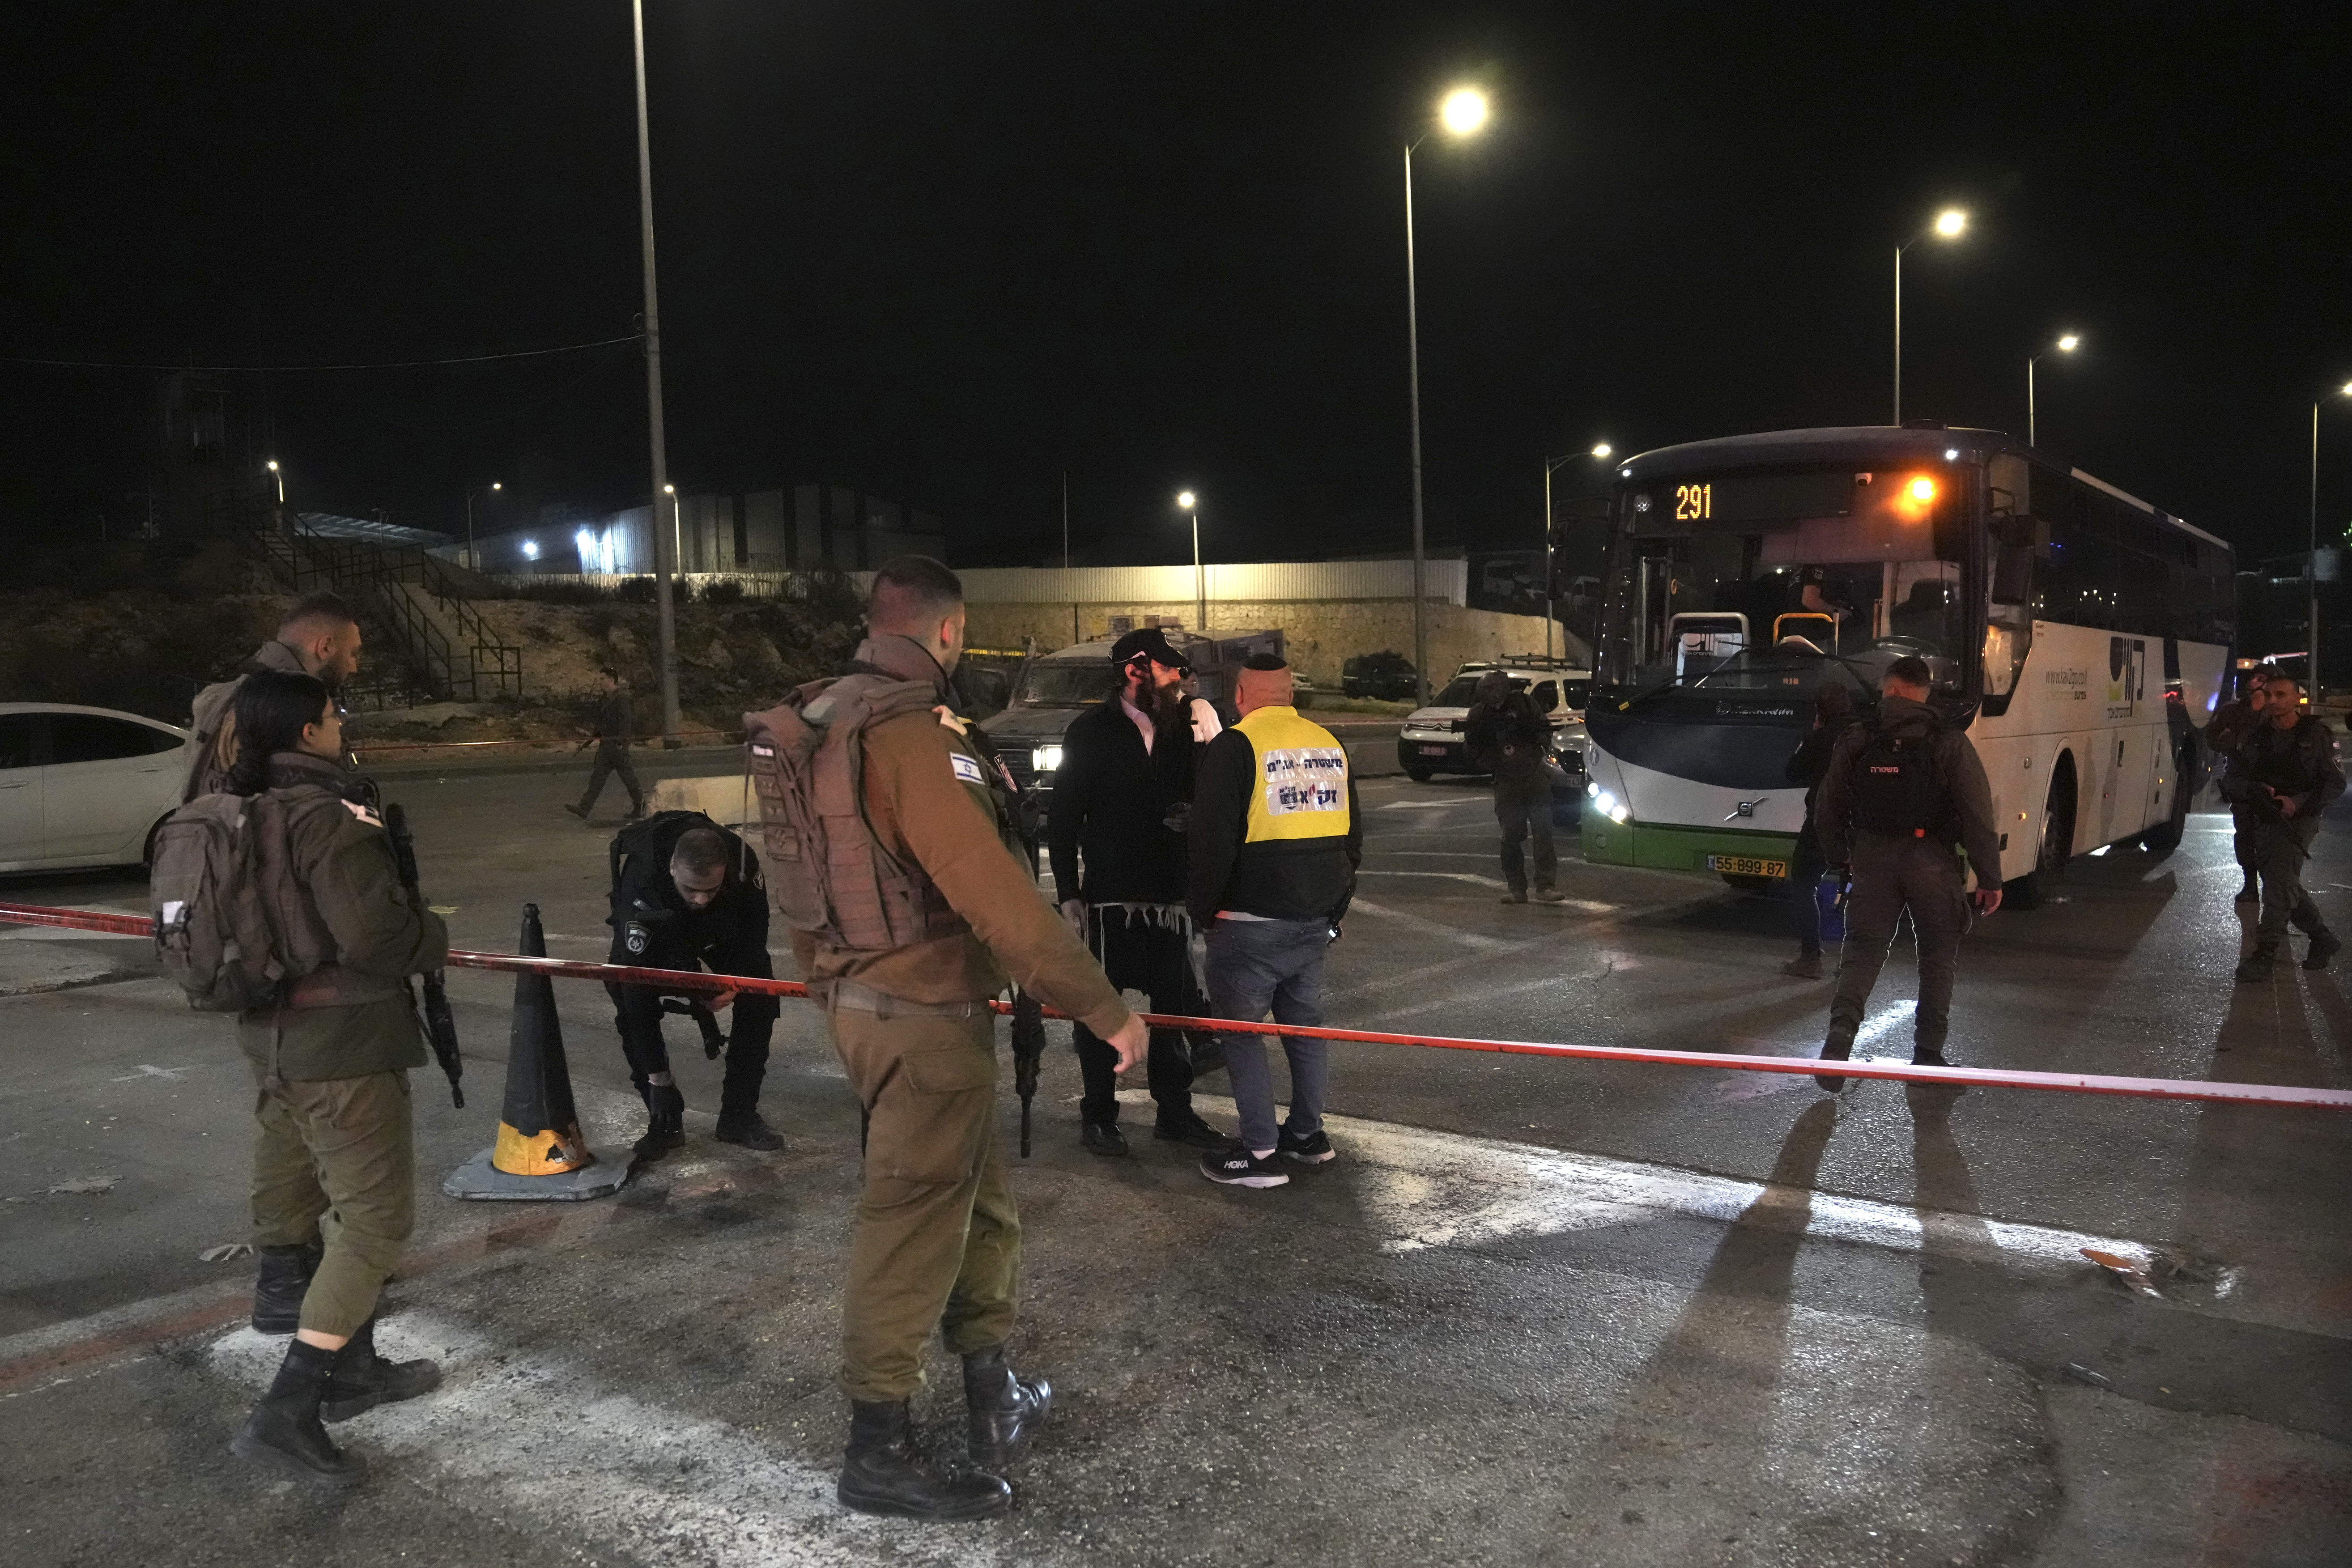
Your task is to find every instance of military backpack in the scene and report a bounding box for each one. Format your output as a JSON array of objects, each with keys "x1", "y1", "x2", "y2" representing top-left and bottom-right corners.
[
  {"x1": 149, "y1": 792, "x2": 334, "y2": 1011},
  {"x1": 1846, "y1": 712, "x2": 1950, "y2": 840}
]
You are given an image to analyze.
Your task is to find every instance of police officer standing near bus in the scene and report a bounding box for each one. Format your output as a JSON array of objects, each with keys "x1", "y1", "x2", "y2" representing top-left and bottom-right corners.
[
  {"x1": 2208, "y1": 668, "x2": 2273, "y2": 906},
  {"x1": 2224, "y1": 676, "x2": 2343, "y2": 980},
  {"x1": 604, "y1": 812, "x2": 785, "y2": 1158},
  {"x1": 749, "y1": 556, "x2": 1144, "y2": 1523},
  {"x1": 1812, "y1": 656, "x2": 2003, "y2": 1089}
]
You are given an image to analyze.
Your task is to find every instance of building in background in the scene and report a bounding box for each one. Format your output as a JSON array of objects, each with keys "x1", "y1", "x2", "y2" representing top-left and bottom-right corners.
[{"x1": 455, "y1": 483, "x2": 943, "y2": 579}]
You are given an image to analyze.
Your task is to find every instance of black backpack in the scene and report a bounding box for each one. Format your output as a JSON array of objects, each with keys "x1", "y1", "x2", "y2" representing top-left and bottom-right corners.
[{"x1": 1846, "y1": 713, "x2": 1948, "y2": 838}]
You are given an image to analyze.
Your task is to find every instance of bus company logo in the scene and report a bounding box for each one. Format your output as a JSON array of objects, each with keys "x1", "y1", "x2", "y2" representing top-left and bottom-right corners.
[
  {"x1": 2043, "y1": 668, "x2": 2088, "y2": 700},
  {"x1": 1724, "y1": 799, "x2": 1761, "y2": 820}
]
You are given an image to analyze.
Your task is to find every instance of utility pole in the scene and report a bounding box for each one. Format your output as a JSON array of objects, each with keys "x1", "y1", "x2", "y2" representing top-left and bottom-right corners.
[
  {"x1": 631, "y1": 0, "x2": 682, "y2": 742},
  {"x1": 1062, "y1": 469, "x2": 1076, "y2": 645}
]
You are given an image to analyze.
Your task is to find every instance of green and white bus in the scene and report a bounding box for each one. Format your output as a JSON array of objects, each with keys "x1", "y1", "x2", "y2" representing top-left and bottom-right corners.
[{"x1": 1580, "y1": 424, "x2": 2235, "y2": 905}]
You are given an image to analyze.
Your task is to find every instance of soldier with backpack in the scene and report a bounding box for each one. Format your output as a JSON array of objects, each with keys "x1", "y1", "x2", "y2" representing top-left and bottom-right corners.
[
  {"x1": 744, "y1": 556, "x2": 1145, "y2": 1524},
  {"x1": 1810, "y1": 656, "x2": 2003, "y2": 1090},
  {"x1": 603, "y1": 809, "x2": 784, "y2": 1157},
  {"x1": 152, "y1": 670, "x2": 448, "y2": 1487},
  {"x1": 183, "y1": 592, "x2": 364, "y2": 802}
]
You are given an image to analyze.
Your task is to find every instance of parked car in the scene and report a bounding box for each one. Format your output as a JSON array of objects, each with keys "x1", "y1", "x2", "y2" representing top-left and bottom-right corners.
[
  {"x1": 1395, "y1": 660, "x2": 1592, "y2": 784},
  {"x1": 1341, "y1": 651, "x2": 1419, "y2": 701},
  {"x1": 0, "y1": 703, "x2": 193, "y2": 874}
]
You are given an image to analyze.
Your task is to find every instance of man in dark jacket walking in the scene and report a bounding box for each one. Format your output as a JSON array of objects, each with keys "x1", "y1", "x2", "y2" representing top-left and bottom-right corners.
[
  {"x1": 1045, "y1": 628, "x2": 1223, "y2": 1155},
  {"x1": 1464, "y1": 670, "x2": 1565, "y2": 903},
  {"x1": 2207, "y1": 669, "x2": 2273, "y2": 905},
  {"x1": 1187, "y1": 654, "x2": 1362, "y2": 1187},
  {"x1": 2222, "y1": 676, "x2": 2344, "y2": 980},
  {"x1": 567, "y1": 667, "x2": 646, "y2": 822},
  {"x1": 1782, "y1": 682, "x2": 1857, "y2": 977},
  {"x1": 1812, "y1": 658, "x2": 2002, "y2": 1089}
]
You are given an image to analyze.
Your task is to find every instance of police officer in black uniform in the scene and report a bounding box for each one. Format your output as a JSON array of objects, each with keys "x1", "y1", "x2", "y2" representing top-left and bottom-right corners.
[
  {"x1": 605, "y1": 812, "x2": 785, "y2": 1157},
  {"x1": 2223, "y1": 676, "x2": 2344, "y2": 981}
]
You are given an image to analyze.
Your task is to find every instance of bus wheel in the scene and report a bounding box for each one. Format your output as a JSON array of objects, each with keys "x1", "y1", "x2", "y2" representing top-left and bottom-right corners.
[
  {"x1": 2005, "y1": 762, "x2": 2077, "y2": 910},
  {"x1": 2139, "y1": 740, "x2": 2193, "y2": 857}
]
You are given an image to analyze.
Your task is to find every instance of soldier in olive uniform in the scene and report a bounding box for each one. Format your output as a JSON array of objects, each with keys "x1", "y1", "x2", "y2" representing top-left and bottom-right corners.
[
  {"x1": 751, "y1": 557, "x2": 1145, "y2": 1524},
  {"x1": 2223, "y1": 677, "x2": 2344, "y2": 980},
  {"x1": 183, "y1": 592, "x2": 363, "y2": 801},
  {"x1": 225, "y1": 671, "x2": 449, "y2": 1487},
  {"x1": 566, "y1": 666, "x2": 646, "y2": 822}
]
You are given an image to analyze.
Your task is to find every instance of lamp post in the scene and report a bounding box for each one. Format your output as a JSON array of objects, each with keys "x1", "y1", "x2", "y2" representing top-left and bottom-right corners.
[
  {"x1": 1403, "y1": 84, "x2": 1492, "y2": 705},
  {"x1": 265, "y1": 459, "x2": 284, "y2": 506},
  {"x1": 464, "y1": 480, "x2": 502, "y2": 572},
  {"x1": 630, "y1": 0, "x2": 682, "y2": 742},
  {"x1": 1176, "y1": 490, "x2": 1204, "y2": 633},
  {"x1": 2309, "y1": 381, "x2": 2352, "y2": 697},
  {"x1": 1542, "y1": 444, "x2": 1612, "y2": 663},
  {"x1": 1893, "y1": 207, "x2": 1967, "y2": 425},
  {"x1": 2027, "y1": 334, "x2": 2080, "y2": 447}
]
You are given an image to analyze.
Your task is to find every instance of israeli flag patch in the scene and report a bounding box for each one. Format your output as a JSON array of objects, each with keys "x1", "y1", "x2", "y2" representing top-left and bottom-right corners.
[{"x1": 950, "y1": 753, "x2": 985, "y2": 786}]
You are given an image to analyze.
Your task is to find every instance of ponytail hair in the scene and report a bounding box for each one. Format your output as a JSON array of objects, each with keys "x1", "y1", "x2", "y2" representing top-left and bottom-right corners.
[{"x1": 227, "y1": 670, "x2": 333, "y2": 795}]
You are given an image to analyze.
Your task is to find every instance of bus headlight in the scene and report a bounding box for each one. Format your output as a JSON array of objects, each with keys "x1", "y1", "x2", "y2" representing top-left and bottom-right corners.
[
  {"x1": 1590, "y1": 787, "x2": 1631, "y2": 824},
  {"x1": 1031, "y1": 744, "x2": 1063, "y2": 773}
]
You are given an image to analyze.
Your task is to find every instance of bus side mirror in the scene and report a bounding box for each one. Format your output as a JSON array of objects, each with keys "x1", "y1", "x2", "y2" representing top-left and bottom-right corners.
[{"x1": 1990, "y1": 513, "x2": 2049, "y2": 552}]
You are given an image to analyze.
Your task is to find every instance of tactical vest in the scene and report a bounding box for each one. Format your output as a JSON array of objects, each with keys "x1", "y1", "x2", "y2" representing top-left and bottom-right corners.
[
  {"x1": 1846, "y1": 714, "x2": 1949, "y2": 840},
  {"x1": 1236, "y1": 706, "x2": 1353, "y2": 845},
  {"x1": 2246, "y1": 718, "x2": 2329, "y2": 796},
  {"x1": 743, "y1": 673, "x2": 971, "y2": 953}
]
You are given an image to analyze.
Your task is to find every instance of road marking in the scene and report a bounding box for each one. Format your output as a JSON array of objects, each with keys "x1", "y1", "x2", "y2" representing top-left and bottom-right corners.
[
  {"x1": 209, "y1": 1316, "x2": 995, "y2": 1568},
  {"x1": 1357, "y1": 870, "x2": 1614, "y2": 914},
  {"x1": 1377, "y1": 798, "x2": 1478, "y2": 811},
  {"x1": 109, "y1": 1063, "x2": 198, "y2": 1082},
  {"x1": 1344, "y1": 897, "x2": 1517, "y2": 950},
  {"x1": 1167, "y1": 1093, "x2": 2160, "y2": 1281}
]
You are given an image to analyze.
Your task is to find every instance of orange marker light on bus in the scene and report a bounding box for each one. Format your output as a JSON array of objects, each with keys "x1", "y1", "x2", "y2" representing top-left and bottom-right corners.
[{"x1": 1907, "y1": 476, "x2": 1938, "y2": 504}]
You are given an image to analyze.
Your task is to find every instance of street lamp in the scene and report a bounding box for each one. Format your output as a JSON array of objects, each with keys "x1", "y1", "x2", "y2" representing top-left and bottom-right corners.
[
  {"x1": 2027, "y1": 333, "x2": 2081, "y2": 447},
  {"x1": 630, "y1": 0, "x2": 682, "y2": 743},
  {"x1": 265, "y1": 459, "x2": 284, "y2": 506},
  {"x1": 1176, "y1": 491, "x2": 1204, "y2": 633},
  {"x1": 1404, "y1": 83, "x2": 1492, "y2": 703},
  {"x1": 1541, "y1": 444, "x2": 1616, "y2": 663},
  {"x1": 2309, "y1": 380, "x2": 2352, "y2": 697},
  {"x1": 464, "y1": 480, "x2": 502, "y2": 572},
  {"x1": 1893, "y1": 207, "x2": 1968, "y2": 425}
]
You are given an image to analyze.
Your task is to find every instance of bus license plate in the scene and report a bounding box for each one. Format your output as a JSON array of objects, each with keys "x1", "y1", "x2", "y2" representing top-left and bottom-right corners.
[
  {"x1": 1708, "y1": 854, "x2": 1788, "y2": 878},
  {"x1": 1418, "y1": 744, "x2": 1448, "y2": 756}
]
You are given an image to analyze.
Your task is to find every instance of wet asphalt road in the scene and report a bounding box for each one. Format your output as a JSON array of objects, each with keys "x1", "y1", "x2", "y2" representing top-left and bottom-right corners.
[{"x1": 2, "y1": 750, "x2": 2347, "y2": 1567}]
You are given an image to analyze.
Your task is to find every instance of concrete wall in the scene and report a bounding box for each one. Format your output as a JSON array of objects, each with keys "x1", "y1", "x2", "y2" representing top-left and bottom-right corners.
[{"x1": 963, "y1": 598, "x2": 1585, "y2": 685}]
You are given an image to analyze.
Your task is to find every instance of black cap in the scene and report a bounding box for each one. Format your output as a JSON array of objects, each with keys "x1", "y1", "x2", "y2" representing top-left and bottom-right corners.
[{"x1": 1110, "y1": 626, "x2": 1191, "y2": 673}]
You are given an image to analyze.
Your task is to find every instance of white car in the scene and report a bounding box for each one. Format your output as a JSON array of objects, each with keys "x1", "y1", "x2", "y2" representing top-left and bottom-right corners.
[
  {"x1": 1396, "y1": 662, "x2": 1592, "y2": 783},
  {"x1": 0, "y1": 703, "x2": 193, "y2": 873}
]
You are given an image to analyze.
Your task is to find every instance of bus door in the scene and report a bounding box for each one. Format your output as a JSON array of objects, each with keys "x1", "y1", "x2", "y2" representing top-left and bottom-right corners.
[{"x1": 2102, "y1": 636, "x2": 2153, "y2": 840}]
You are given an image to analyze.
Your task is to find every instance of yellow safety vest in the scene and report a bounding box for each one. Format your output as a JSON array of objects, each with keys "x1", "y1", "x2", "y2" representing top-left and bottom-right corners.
[{"x1": 1235, "y1": 706, "x2": 1353, "y2": 844}]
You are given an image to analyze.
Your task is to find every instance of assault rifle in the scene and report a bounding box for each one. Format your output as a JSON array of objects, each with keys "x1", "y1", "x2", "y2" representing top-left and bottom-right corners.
[
  {"x1": 660, "y1": 995, "x2": 729, "y2": 1060},
  {"x1": 382, "y1": 803, "x2": 465, "y2": 1109},
  {"x1": 1011, "y1": 987, "x2": 1046, "y2": 1157}
]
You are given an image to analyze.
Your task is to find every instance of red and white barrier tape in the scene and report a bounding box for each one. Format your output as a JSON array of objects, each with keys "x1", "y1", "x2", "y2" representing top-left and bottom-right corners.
[{"x1": 6, "y1": 900, "x2": 2347, "y2": 1112}]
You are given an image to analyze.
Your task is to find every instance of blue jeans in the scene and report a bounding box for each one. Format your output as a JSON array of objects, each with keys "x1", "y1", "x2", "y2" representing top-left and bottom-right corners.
[{"x1": 1205, "y1": 917, "x2": 1332, "y2": 1153}]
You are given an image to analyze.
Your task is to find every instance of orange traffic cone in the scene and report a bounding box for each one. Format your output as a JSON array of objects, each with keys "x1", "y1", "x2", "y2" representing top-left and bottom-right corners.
[{"x1": 443, "y1": 903, "x2": 630, "y2": 1201}]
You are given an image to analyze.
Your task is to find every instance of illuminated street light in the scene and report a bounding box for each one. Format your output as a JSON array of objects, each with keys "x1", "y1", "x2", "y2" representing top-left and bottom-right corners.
[
  {"x1": 1542, "y1": 443, "x2": 1619, "y2": 662},
  {"x1": 464, "y1": 480, "x2": 504, "y2": 573},
  {"x1": 1403, "y1": 85, "x2": 1494, "y2": 702},
  {"x1": 2029, "y1": 332, "x2": 2083, "y2": 447},
  {"x1": 1439, "y1": 87, "x2": 1490, "y2": 138},
  {"x1": 2308, "y1": 382, "x2": 2352, "y2": 695},
  {"x1": 265, "y1": 459, "x2": 284, "y2": 506},
  {"x1": 1591, "y1": 443, "x2": 1612, "y2": 459},
  {"x1": 1893, "y1": 206, "x2": 1970, "y2": 424},
  {"x1": 1176, "y1": 491, "x2": 1204, "y2": 632}
]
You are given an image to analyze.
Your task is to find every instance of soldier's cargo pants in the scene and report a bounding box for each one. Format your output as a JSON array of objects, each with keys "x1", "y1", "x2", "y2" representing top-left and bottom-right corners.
[
  {"x1": 248, "y1": 1067, "x2": 415, "y2": 1337},
  {"x1": 1827, "y1": 833, "x2": 1972, "y2": 1057},
  {"x1": 1493, "y1": 770, "x2": 1557, "y2": 894},
  {"x1": 827, "y1": 1003, "x2": 1018, "y2": 1402},
  {"x1": 578, "y1": 739, "x2": 645, "y2": 815},
  {"x1": 2249, "y1": 817, "x2": 2326, "y2": 948}
]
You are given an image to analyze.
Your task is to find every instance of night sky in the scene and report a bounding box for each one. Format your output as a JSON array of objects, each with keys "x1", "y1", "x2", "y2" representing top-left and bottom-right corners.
[{"x1": 3, "y1": 2, "x2": 2346, "y2": 568}]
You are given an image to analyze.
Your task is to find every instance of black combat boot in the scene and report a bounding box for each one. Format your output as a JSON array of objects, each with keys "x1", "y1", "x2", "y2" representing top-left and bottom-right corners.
[
  {"x1": 251, "y1": 1240, "x2": 322, "y2": 1334},
  {"x1": 2305, "y1": 929, "x2": 2342, "y2": 971},
  {"x1": 836, "y1": 1399, "x2": 1012, "y2": 1522},
  {"x1": 2235, "y1": 878, "x2": 2260, "y2": 905},
  {"x1": 1813, "y1": 1035, "x2": 1855, "y2": 1093},
  {"x1": 231, "y1": 1337, "x2": 362, "y2": 1488},
  {"x1": 714, "y1": 1087, "x2": 785, "y2": 1151},
  {"x1": 634, "y1": 1083, "x2": 686, "y2": 1162},
  {"x1": 2235, "y1": 944, "x2": 2279, "y2": 983},
  {"x1": 319, "y1": 1317, "x2": 442, "y2": 1423},
  {"x1": 963, "y1": 1345, "x2": 1053, "y2": 1469}
]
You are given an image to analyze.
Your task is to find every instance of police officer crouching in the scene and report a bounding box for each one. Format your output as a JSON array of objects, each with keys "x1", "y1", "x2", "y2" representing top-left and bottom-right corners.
[
  {"x1": 748, "y1": 555, "x2": 1145, "y2": 1523},
  {"x1": 222, "y1": 671, "x2": 448, "y2": 1486},
  {"x1": 605, "y1": 812, "x2": 785, "y2": 1157},
  {"x1": 1812, "y1": 656, "x2": 2003, "y2": 1089}
]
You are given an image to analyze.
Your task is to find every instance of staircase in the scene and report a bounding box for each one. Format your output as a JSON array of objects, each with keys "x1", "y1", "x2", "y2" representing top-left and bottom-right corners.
[{"x1": 239, "y1": 510, "x2": 524, "y2": 708}]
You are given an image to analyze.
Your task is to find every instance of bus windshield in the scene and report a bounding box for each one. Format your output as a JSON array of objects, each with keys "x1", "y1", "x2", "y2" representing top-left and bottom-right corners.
[{"x1": 1599, "y1": 464, "x2": 1969, "y2": 697}]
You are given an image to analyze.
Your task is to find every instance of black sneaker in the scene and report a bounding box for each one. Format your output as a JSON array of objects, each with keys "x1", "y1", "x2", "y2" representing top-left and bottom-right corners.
[
  {"x1": 1080, "y1": 1121, "x2": 1129, "y2": 1158},
  {"x1": 1153, "y1": 1112, "x2": 1227, "y2": 1151},
  {"x1": 1911, "y1": 1048, "x2": 1950, "y2": 1067},
  {"x1": 2305, "y1": 931, "x2": 2342, "y2": 971},
  {"x1": 1278, "y1": 1125, "x2": 1335, "y2": 1165},
  {"x1": 1199, "y1": 1140, "x2": 1289, "y2": 1188},
  {"x1": 713, "y1": 1113, "x2": 785, "y2": 1151},
  {"x1": 2235, "y1": 950, "x2": 2277, "y2": 983},
  {"x1": 1814, "y1": 1039, "x2": 1854, "y2": 1093},
  {"x1": 563, "y1": 803, "x2": 590, "y2": 820}
]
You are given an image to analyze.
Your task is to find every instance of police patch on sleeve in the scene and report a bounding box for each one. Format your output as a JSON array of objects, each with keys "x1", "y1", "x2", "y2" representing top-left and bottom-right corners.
[
  {"x1": 624, "y1": 923, "x2": 651, "y2": 956},
  {"x1": 950, "y1": 752, "x2": 985, "y2": 786}
]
